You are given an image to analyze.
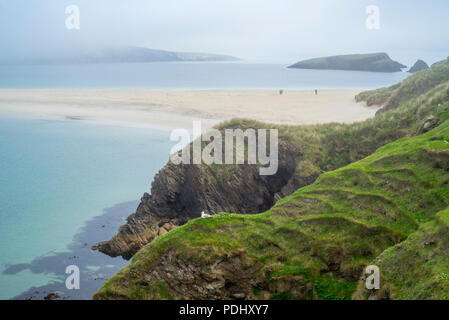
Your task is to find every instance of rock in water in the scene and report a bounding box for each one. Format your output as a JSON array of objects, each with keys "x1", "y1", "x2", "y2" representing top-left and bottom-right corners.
[
  {"x1": 44, "y1": 292, "x2": 60, "y2": 300},
  {"x1": 408, "y1": 59, "x2": 429, "y2": 73}
]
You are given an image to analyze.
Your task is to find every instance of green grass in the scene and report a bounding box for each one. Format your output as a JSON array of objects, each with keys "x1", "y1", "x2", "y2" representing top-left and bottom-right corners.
[
  {"x1": 356, "y1": 56, "x2": 449, "y2": 109},
  {"x1": 353, "y1": 208, "x2": 449, "y2": 300},
  {"x1": 95, "y1": 117, "x2": 449, "y2": 300}
]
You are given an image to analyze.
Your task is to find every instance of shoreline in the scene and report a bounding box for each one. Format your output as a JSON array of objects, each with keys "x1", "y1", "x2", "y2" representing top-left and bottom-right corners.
[{"x1": 0, "y1": 89, "x2": 379, "y2": 130}]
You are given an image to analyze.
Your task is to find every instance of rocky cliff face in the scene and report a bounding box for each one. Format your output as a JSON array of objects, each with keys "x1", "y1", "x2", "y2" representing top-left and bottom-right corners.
[{"x1": 93, "y1": 136, "x2": 302, "y2": 259}]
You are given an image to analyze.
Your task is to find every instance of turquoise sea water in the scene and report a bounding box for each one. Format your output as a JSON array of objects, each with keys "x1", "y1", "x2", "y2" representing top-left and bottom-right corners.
[{"x1": 0, "y1": 115, "x2": 173, "y2": 299}]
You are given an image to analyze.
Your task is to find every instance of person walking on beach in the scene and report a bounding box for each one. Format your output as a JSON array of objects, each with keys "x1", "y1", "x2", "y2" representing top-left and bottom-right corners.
[{"x1": 315, "y1": 89, "x2": 318, "y2": 95}]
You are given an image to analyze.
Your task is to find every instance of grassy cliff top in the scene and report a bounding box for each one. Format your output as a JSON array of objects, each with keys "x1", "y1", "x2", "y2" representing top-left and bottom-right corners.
[
  {"x1": 95, "y1": 105, "x2": 449, "y2": 300},
  {"x1": 353, "y1": 208, "x2": 449, "y2": 300},
  {"x1": 288, "y1": 53, "x2": 406, "y2": 73}
]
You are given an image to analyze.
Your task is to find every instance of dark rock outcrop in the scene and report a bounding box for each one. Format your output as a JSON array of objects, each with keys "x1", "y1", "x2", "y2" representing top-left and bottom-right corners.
[
  {"x1": 44, "y1": 292, "x2": 60, "y2": 300},
  {"x1": 419, "y1": 116, "x2": 440, "y2": 133},
  {"x1": 408, "y1": 59, "x2": 429, "y2": 73},
  {"x1": 94, "y1": 247, "x2": 314, "y2": 300},
  {"x1": 93, "y1": 137, "x2": 302, "y2": 259}
]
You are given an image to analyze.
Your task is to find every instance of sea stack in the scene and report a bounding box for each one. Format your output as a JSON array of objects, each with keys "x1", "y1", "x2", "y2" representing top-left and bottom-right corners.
[{"x1": 408, "y1": 59, "x2": 429, "y2": 73}]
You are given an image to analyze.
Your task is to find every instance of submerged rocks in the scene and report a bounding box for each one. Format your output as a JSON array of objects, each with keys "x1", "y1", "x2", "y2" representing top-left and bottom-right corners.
[{"x1": 44, "y1": 292, "x2": 60, "y2": 300}]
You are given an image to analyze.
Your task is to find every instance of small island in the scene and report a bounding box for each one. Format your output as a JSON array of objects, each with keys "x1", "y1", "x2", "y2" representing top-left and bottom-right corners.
[
  {"x1": 288, "y1": 52, "x2": 406, "y2": 73},
  {"x1": 408, "y1": 59, "x2": 429, "y2": 73}
]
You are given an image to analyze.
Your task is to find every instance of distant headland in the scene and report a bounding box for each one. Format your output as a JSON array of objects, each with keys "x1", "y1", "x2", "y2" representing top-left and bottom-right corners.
[
  {"x1": 288, "y1": 52, "x2": 407, "y2": 73},
  {"x1": 1, "y1": 46, "x2": 239, "y2": 65}
]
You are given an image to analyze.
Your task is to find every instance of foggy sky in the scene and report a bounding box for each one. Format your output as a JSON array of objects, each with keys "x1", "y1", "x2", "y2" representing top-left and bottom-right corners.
[{"x1": 1, "y1": 0, "x2": 448, "y2": 65}]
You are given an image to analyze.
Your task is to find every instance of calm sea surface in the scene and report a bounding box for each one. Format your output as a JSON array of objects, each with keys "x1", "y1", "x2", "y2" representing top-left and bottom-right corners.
[{"x1": 0, "y1": 61, "x2": 409, "y2": 89}]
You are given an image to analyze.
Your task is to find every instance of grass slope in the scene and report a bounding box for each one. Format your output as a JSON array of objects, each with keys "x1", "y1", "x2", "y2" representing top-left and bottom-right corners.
[
  {"x1": 353, "y1": 208, "x2": 449, "y2": 300},
  {"x1": 356, "y1": 56, "x2": 449, "y2": 109},
  {"x1": 95, "y1": 109, "x2": 449, "y2": 300}
]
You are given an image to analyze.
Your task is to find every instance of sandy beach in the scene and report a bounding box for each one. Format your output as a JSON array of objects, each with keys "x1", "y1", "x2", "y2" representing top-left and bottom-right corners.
[{"x1": 0, "y1": 89, "x2": 377, "y2": 130}]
